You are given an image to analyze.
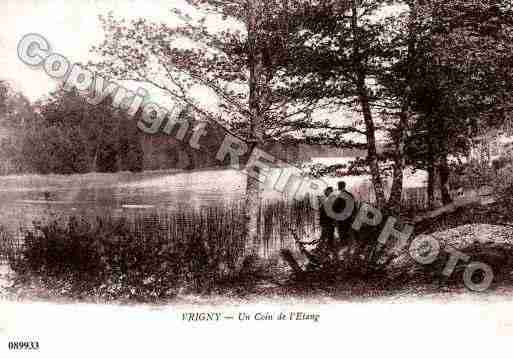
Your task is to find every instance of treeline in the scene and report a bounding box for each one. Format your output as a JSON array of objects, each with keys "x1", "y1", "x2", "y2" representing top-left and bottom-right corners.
[
  {"x1": 0, "y1": 84, "x2": 254, "y2": 175},
  {"x1": 0, "y1": 86, "x2": 144, "y2": 174},
  {"x1": 0, "y1": 82, "x2": 373, "y2": 176}
]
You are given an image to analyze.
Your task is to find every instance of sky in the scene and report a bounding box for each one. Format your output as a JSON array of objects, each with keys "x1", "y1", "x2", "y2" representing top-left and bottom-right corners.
[{"x1": 0, "y1": 0, "x2": 195, "y2": 102}]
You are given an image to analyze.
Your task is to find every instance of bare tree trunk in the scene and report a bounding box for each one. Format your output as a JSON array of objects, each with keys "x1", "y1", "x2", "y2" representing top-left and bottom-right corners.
[
  {"x1": 427, "y1": 164, "x2": 435, "y2": 209},
  {"x1": 388, "y1": 2, "x2": 418, "y2": 214},
  {"x1": 388, "y1": 112, "x2": 407, "y2": 214},
  {"x1": 438, "y1": 154, "x2": 452, "y2": 205},
  {"x1": 244, "y1": 167, "x2": 261, "y2": 255},
  {"x1": 388, "y1": 165, "x2": 404, "y2": 213},
  {"x1": 244, "y1": 1, "x2": 265, "y2": 255},
  {"x1": 360, "y1": 88, "x2": 386, "y2": 208},
  {"x1": 92, "y1": 144, "x2": 99, "y2": 172},
  {"x1": 350, "y1": 0, "x2": 385, "y2": 208},
  {"x1": 427, "y1": 138, "x2": 435, "y2": 210}
]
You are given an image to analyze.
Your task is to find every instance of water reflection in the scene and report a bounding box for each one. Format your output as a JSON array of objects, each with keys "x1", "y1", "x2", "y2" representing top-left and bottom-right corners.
[{"x1": 0, "y1": 169, "x2": 284, "y2": 237}]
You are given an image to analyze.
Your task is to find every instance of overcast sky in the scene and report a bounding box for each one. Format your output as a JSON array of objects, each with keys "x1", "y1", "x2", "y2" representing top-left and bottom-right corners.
[{"x1": 0, "y1": 0, "x2": 196, "y2": 102}]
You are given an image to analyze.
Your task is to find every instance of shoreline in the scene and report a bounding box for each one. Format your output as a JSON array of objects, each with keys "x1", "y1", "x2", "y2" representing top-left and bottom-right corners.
[{"x1": 0, "y1": 166, "x2": 234, "y2": 192}]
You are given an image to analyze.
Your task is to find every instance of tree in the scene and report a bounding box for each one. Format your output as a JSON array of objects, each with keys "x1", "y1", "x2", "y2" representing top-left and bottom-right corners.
[
  {"x1": 0, "y1": 83, "x2": 38, "y2": 174},
  {"x1": 91, "y1": 1, "x2": 330, "y2": 252},
  {"x1": 277, "y1": 0, "x2": 399, "y2": 207},
  {"x1": 282, "y1": 0, "x2": 513, "y2": 212},
  {"x1": 119, "y1": 109, "x2": 144, "y2": 172},
  {"x1": 375, "y1": 1, "x2": 424, "y2": 213},
  {"x1": 403, "y1": 0, "x2": 513, "y2": 207},
  {"x1": 0, "y1": 81, "x2": 7, "y2": 113}
]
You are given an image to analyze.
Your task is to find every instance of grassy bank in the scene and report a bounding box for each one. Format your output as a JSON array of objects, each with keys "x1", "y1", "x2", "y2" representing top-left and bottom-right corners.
[{"x1": 1, "y1": 199, "x2": 316, "y2": 302}]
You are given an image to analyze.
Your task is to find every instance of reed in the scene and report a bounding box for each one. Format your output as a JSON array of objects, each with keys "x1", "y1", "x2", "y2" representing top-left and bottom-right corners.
[{"x1": 3, "y1": 198, "x2": 316, "y2": 299}]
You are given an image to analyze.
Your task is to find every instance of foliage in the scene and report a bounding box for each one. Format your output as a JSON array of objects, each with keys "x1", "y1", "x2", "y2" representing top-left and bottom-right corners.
[
  {"x1": 19, "y1": 87, "x2": 144, "y2": 174},
  {"x1": 0, "y1": 83, "x2": 38, "y2": 174},
  {"x1": 281, "y1": 0, "x2": 396, "y2": 206},
  {"x1": 492, "y1": 164, "x2": 513, "y2": 209},
  {"x1": 449, "y1": 161, "x2": 496, "y2": 190},
  {"x1": 405, "y1": 1, "x2": 513, "y2": 168},
  {"x1": 0, "y1": 81, "x2": 8, "y2": 112}
]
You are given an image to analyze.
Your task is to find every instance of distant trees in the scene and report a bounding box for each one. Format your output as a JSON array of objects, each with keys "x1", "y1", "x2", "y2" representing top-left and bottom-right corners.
[
  {"x1": 119, "y1": 110, "x2": 145, "y2": 173},
  {"x1": 1, "y1": 83, "x2": 234, "y2": 176},
  {"x1": 0, "y1": 82, "x2": 37, "y2": 174},
  {"x1": 20, "y1": 87, "x2": 144, "y2": 174}
]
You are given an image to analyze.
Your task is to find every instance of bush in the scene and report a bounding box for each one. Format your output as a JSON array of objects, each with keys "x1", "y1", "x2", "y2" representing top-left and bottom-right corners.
[
  {"x1": 450, "y1": 162, "x2": 496, "y2": 190},
  {"x1": 10, "y1": 207, "x2": 250, "y2": 300},
  {"x1": 492, "y1": 164, "x2": 513, "y2": 209},
  {"x1": 450, "y1": 161, "x2": 513, "y2": 211}
]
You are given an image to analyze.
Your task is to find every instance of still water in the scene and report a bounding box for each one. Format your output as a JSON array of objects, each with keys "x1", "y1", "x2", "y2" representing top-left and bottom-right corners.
[
  {"x1": 0, "y1": 167, "x2": 430, "y2": 261},
  {"x1": 0, "y1": 170, "x2": 249, "y2": 233},
  {"x1": 0, "y1": 169, "x2": 325, "y2": 260}
]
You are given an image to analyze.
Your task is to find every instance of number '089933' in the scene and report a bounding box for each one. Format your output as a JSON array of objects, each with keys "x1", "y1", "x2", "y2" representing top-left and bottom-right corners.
[{"x1": 8, "y1": 341, "x2": 40, "y2": 350}]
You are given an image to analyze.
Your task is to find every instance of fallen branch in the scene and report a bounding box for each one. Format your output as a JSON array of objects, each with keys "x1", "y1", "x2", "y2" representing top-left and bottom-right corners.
[
  {"x1": 413, "y1": 195, "x2": 496, "y2": 224},
  {"x1": 280, "y1": 249, "x2": 304, "y2": 276},
  {"x1": 290, "y1": 230, "x2": 320, "y2": 246}
]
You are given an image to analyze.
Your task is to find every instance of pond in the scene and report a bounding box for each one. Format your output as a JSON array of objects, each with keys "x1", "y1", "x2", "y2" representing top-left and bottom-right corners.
[
  {"x1": 0, "y1": 169, "x2": 249, "y2": 231},
  {"x1": 0, "y1": 165, "x2": 427, "y2": 234},
  {"x1": 0, "y1": 168, "x2": 320, "y2": 256},
  {"x1": 0, "y1": 166, "x2": 433, "y2": 261}
]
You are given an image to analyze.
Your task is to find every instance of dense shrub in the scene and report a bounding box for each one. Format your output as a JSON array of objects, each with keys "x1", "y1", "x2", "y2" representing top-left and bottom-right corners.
[
  {"x1": 449, "y1": 161, "x2": 513, "y2": 212},
  {"x1": 492, "y1": 156, "x2": 512, "y2": 171},
  {"x1": 10, "y1": 207, "x2": 250, "y2": 300}
]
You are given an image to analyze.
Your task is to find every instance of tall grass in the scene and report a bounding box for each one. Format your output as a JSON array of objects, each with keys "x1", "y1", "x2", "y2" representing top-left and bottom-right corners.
[
  {"x1": 260, "y1": 198, "x2": 317, "y2": 254},
  {"x1": 1, "y1": 198, "x2": 316, "y2": 300},
  {"x1": 0, "y1": 225, "x2": 22, "y2": 265}
]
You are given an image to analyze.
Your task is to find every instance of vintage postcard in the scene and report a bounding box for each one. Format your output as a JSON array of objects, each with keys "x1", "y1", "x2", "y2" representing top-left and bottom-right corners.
[{"x1": 1, "y1": 0, "x2": 512, "y2": 357}]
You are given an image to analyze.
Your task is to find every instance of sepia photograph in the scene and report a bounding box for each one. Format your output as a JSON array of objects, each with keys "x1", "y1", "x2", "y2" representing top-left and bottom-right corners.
[{"x1": 0, "y1": 0, "x2": 512, "y2": 357}]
